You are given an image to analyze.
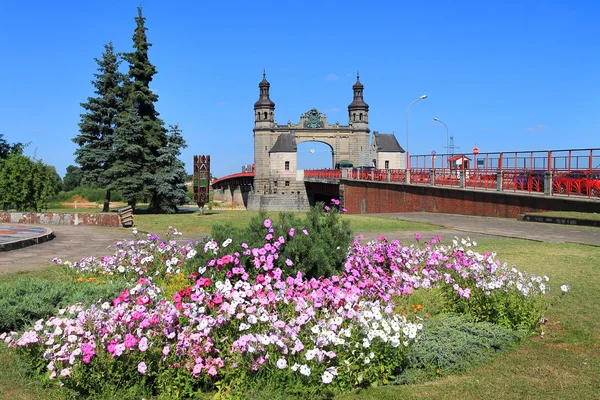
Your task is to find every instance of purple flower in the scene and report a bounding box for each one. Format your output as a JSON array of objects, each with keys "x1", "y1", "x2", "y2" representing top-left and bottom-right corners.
[
  {"x1": 138, "y1": 361, "x2": 147, "y2": 374},
  {"x1": 302, "y1": 229, "x2": 309, "y2": 236},
  {"x1": 285, "y1": 259, "x2": 293, "y2": 267},
  {"x1": 324, "y1": 206, "x2": 330, "y2": 212},
  {"x1": 264, "y1": 219, "x2": 272, "y2": 228},
  {"x1": 341, "y1": 208, "x2": 347, "y2": 213},
  {"x1": 415, "y1": 233, "x2": 421, "y2": 241},
  {"x1": 289, "y1": 228, "x2": 295, "y2": 237}
]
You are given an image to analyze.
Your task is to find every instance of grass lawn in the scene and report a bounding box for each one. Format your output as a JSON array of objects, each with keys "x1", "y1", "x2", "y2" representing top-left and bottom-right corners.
[
  {"x1": 1, "y1": 231, "x2": 598, "y2": 399},
  {"x1": 133, "y1": 210, "x2": 442, "y2": 235},
  {"x1": 526, "y1": 211, "x2": 600, "y2": 221}
]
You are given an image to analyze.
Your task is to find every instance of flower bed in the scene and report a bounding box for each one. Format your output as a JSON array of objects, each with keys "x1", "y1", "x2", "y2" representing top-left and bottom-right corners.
[{"x1": 0, "y1": 202, "x2": 565, "y2": 399}]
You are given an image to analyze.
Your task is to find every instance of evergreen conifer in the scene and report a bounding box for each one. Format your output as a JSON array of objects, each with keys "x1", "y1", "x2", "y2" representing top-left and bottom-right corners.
[
  {"x1": 122, "y1": 7, "x2": 172, "y2": 212},
  {"x1": 153, "y1": 124, "x2": 189, "y2": 213},
  {"x1": 73, "y1": 42, "x2": 124, "y2": 212},
  {"x1": 107, "y1": 107, "x2": 148, "y2": 207}
]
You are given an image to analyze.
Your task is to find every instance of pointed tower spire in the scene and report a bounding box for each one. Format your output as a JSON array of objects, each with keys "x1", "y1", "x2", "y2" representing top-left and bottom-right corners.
[
  {"x1": 348, "y1": 73, "x2": 369, "y2": 124},
  {"x1": 254, "y1": 71, "x2": 275, "y2": 123}
]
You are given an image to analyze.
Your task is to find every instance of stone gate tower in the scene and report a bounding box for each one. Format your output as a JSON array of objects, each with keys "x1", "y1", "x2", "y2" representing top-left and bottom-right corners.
[{"x1": 248, "y1": 73, "x2": 371, "y2": 211}]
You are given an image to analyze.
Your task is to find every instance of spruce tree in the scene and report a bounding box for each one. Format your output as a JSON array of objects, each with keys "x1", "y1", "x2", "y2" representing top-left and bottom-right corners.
[
  {"x1": 122, "y1": 6, "x2": 169, "y2": 212},
  {"x1": 107, "y1": 107, "x2": 148, "y2": 207},
  {"x1": 73, "y1": 42, "x2": 124, "y2": 212},
  {"x1": 153, "y1": 124, "x2": 189, "y2": 213}
]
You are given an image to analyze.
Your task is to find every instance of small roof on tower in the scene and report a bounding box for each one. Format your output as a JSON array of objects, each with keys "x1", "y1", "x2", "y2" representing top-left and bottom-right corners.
[
  {"x1": 353, "y1": 72, "x2": 364, "y2": 89},
  {"x1": 348, "y1": 72, "x2": 369, "y2": 111},
  {"x1": 254, "y1": 71, "x2": 275, "y2": 109},
  {"x1": 269, "y1": 132, "x2": 297, "y2": 153},
  {"x1": 372, "y1": 131, "x2": 404, "y2": 152}
]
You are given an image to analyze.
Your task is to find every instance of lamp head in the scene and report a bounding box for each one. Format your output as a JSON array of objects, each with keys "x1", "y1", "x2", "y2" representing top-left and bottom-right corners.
[
  {"x1": 420, "y1": 94, "x2": 428, "y2": 100},
  {"x1": 433, "y1": 117, "x2": 439, "y2": 121}
]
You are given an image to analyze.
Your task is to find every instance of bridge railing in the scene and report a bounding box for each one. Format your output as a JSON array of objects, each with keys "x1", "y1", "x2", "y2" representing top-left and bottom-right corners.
[{"x1": 302, "y1": 148, "x2": 600, "y2": 199}]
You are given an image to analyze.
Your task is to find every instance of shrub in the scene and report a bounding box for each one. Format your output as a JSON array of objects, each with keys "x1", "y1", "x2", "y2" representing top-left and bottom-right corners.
[
  {"x1": 49, "y1": 187, "x2": 124, "y2": 204},
  {"x1": 0, "y1": 277, "x2": 124, "y2": 332},
  {"x1": 396, "y1": 313, "x2": 526, "y2": 384},
  {"x1": 209, "y1": 201, "x2": 353, "y2": 279}
]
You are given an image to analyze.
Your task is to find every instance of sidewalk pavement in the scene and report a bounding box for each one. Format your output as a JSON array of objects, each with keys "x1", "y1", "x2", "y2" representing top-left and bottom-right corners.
[
  {"x1": 0, "y1": 225, "x2": 199, "y2": 273},
  {"x1": 1, "y1": 213, "x2": 598, "y2": 273},
  {"x1": 367, "y1": 212, "x2": 600, "y2": 246}
]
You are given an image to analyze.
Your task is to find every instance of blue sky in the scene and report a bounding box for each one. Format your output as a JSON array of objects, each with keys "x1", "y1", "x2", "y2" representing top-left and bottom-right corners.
[{"x1": 0, "y1": 0, "x2": 598, "y2": 178}]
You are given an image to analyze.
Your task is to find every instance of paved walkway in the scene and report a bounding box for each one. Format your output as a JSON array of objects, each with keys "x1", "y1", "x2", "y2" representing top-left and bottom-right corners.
[
  {"x1": 0, "y1": 225, "x2": 199, "y2": 273},
  {"x1": 0, "y1": 213, "x2": 598, "y2": 273},
  {"x1": 367, "y1": 212, "x2": 600, "y2": 246}
]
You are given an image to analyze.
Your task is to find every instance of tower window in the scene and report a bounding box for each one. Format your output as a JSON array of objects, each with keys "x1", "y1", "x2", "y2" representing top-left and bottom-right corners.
[
  {"x1": 353, "y1": 113, "x2": 356, "y2": 121},
  {"x1": 274, "y1": 181, "x2": 277, "y2": 187},
  {"x1": 264, "y1": 112, "x2": 268, "y2": 120},
  {"x1": 385, "y1": 160, "x2": 390, "y2": 169},
  {"x1": 285, "y1": 161, "x2": 290, "y2": 170},
  {"x1": 285, "y1": 181, "x2": 290, "y2": 187},
  {"x1": 359, "y1": 113, "x2": 363, "y2": 121}
]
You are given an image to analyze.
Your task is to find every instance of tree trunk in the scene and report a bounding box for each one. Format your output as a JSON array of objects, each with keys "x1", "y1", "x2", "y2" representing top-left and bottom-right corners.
[{"x1": 103, "y1": 189, "x2": 111, "y2": 212}]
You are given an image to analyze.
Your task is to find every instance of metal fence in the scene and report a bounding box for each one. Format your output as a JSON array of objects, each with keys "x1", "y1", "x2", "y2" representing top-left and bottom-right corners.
[{"x1": 303, "y1": 148, "x2": 600, "y2": 199}]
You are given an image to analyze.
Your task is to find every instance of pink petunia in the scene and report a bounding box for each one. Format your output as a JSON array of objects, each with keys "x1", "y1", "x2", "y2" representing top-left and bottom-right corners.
[{"x1": 137, "y1": 361, "x2": 147, "y2": 374}]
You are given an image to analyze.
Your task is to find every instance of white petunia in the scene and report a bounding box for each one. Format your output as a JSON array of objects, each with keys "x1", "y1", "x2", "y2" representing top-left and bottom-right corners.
[{"x1": 299, "y1": 364, "x2": 311, "y2": 376}]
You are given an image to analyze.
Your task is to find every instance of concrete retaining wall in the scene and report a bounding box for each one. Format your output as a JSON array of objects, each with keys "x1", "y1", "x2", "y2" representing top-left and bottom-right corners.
[
  {"x1": 0, "y1": 212, "x2": 121, "y2": 227},
  {"x1": 247, "y1": 193, "x2": 310, "y2": 212}
]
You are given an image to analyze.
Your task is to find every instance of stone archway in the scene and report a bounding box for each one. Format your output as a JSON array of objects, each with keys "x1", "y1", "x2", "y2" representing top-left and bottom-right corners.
[{"x1": 296, "y1": 140, "x2": 335, "y2": 169}]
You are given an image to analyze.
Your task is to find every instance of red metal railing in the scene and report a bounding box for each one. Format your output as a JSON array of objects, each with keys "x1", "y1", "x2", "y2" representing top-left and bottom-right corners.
[{"x1": 301, "y1": 148, "x2": 600, "y2": 199}]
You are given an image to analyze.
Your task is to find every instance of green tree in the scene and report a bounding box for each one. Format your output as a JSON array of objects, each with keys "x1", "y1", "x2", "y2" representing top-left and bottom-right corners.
[
  {"x1": 73, "y1": 42, "x2": 125, "y2": 212},
  {"x1": 122, "y1": 7, "x2": 170, "y2": 212},
  {"x1": 107, "y1": 107, "x2": 147, "y2": 207},
  {"x1": 45, "y1": 165, "x2": 63, "y2": 193},
  {"x1": 0, "y1": 133, "x2": 24, "y2": 160},
  {"x1": 152, "y1": 124, "x2": 189, "y2": 213},
  {"x1": 63, "y1": 165, "x2": 83, "y2": 191},
  {"x1": 0, "y1": 154, "x2": 57, "y2": 211}
]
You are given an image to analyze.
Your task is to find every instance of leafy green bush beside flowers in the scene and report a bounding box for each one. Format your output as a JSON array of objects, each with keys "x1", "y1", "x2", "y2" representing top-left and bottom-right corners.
[
  {"x1": 210, "y1": 200, "x2": 353, "y2": 279},
  {"x1": 0, "y1": 276, "x2": 125, "y2": 332},
  {"x1": 0, "y1": 201, "x2": 567, "y2": 399}
]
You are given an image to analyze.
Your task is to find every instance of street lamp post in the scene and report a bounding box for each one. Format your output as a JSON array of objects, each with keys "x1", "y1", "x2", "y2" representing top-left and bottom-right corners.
[
  {"x1": 406, "y1": 94, "x2": 428, "y2": 163},
  {"x1": 433, "y1": 117, "x2": 449, "y2": 157}
]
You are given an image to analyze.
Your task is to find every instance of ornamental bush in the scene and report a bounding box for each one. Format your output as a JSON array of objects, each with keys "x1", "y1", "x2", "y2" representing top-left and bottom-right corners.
[
  {"x1": 0, "y1": 277, "x2": 124, "y2": 332},
  {"x1": 396, "y1": 313, "x2": 526, "y2": 384},
  {"x1": 210, "y1": 200, "x2": 353, "y2": 280}
]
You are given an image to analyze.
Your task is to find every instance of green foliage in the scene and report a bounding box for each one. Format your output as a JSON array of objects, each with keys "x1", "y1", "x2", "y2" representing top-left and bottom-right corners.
[
  {"x1": 0, "y1": 133, "x2": 24, "y2": 160},
  {"x1": 152, "y1": 124, "x2": 189, "y2": 213},
  {"x1": 0, "y1": 277, "x2": 124, "y2": 332},
  {"x1": 73, "y1": 41, "x2": 125, "y2": 212},
  {"x1": 45, "y1": 164, "x2": 63, "y2": 193},
  {"x1": 396, "y1": 313, "x2": 526, "y2": 384},
  {"x1": 440, "y1": 274, "x2": 547, "y2": 331},
  {"x1": 0, "y1": 153, "x2": 58, "y2": 211},
  {"x1": 208, "y1": 202, "x2": 353, "y2": 279},
  {"x1": 62, "y1": 165, "x2": 83, "y2": 191},
  {"x1": 122, "y1": 7, "x2": 173, "y2": 213},
  {"x1": 50, "y1": 186, "x2": 124, "y2": 203},
  {"x1": 108, "y1": 106, "x2": 149, "y2": 206}
]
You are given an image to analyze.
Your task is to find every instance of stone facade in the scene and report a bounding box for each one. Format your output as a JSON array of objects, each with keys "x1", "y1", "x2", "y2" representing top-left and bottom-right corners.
[
  {"x1": 375, "y1": 151, "x2": 404, "y2": 170},
  {"x1": 244, "y1": 73, "x2": 404, "y2": 211},
  {"x1": 249, "y1": 73, "x2": 371, "y2": 210}
]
